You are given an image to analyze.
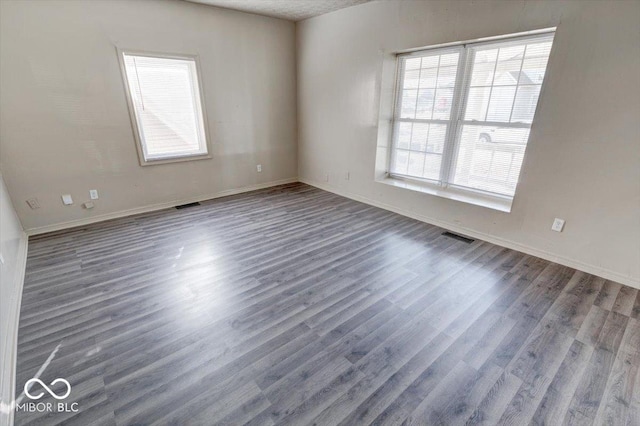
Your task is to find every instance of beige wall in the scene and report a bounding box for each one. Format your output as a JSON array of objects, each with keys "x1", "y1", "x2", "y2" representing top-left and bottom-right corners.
[
  {"x1": 297, "y1": 0, "x2": 640, "y2": 287},
  {"x1": 1, "y1": 0, "x2": 639, "y2": 287},
  {"x1": 0, "y1": 0, "x2": 298, "y2": 232},
  {"x1": 0, "y1": 173, "x2": 27, "y2": 423}
]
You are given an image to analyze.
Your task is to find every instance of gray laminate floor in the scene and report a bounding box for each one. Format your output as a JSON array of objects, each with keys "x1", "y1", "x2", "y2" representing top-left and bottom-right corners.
[{"x1": 14, "y1": 183, "x2": 640, "y2": 425}]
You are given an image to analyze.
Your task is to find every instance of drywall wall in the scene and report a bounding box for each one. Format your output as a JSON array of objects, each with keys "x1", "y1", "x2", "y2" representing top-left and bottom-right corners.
[
  {"x1": 0, "y1": 173, "x2": 28, "y2": 424},
  {"x1": 297, "y1": 0, "x2": 640, "y2": 287},
  {"x1": 0, "y1": 0, "x2": 297, "y2": 232}
]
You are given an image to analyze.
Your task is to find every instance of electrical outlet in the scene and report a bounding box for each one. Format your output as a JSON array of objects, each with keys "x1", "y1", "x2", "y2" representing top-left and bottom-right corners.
[
  {"x1": 89, "y1": 189, "x2": 99, "y2": 200},
  {"x1": 345, "y1": 172, "x2": 350, "y2": 180},
  {"x1": 26, "y1": 198, "x2": 40, "y2": 209},
  {"x1": 551, "y1": 218, "x2": 565, "y2": 232},
  {"x1": 256, "y1": 164, "x2": 262, "y2": 173},
  {"x1": 324, "y1": 173, "x2": 329, "y2": 182},
  {"x1": 61, "y1": 194, "x2": 73, "y2": 205}
]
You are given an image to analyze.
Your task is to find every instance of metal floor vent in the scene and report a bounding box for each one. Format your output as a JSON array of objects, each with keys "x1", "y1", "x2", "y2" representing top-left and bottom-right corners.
[
  {"x1": 175, "y1": 202, "x2": 201, "y2": 210},
  {"x1": 442, "y1": 231, "x2": 475, "y2": 244}
]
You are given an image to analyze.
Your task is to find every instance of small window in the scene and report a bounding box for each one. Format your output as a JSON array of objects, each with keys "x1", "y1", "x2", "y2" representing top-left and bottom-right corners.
[
  {"x1": 390, "y1": 31, "x2": 555, "y2": 203},
  {"x1": 119, "y1": 50, "x2": 210, "y2": 165}
]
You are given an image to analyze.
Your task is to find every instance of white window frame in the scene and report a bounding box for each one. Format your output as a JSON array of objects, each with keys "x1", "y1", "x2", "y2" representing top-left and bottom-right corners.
[
  {"x1": 117, "y1": 48, "x2": 212, "y2": 166},
  {"x1": 389, "y1": 30, "x2": 555, "y2": 206}
]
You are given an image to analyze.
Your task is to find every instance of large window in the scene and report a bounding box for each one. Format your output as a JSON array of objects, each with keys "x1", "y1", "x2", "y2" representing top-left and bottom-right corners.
[
  {"x1": 119, "y1": 51, "x2": 210, "y2": 165},
  {"x1": 390, "y1": 32, "x2": 554, "y2": 201}
]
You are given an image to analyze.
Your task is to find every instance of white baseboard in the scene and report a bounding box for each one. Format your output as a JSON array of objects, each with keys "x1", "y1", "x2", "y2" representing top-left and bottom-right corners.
[
  {"x1": 300, "y1": 178, "x2": 640, "y2": 290},
  {"x1": 0, "y1": 233, "x2": 28, "y2": 426},
  {"x1": 26, "y1": 178, "x2": 299, "y2": 236}
]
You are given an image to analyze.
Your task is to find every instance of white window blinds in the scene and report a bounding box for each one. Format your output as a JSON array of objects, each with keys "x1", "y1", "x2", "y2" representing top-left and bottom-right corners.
[
  {"x1": 391, "y1": 48, "x2": 462, "y2": 181},
  {"x1": 390, "y1": 32, "x2": 554, "y2": 199},
  {"x1": 121, "y1": 52, "x2": 209, "y2": 163}
]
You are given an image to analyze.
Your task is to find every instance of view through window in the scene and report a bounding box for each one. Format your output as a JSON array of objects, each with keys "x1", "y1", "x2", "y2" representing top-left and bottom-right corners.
[
  {"x1": 390, "y1": 32, "x2": 555, "y2": 199},
  {"x1": 120, "y1": 52, "x2": 209, "y2": 164}
]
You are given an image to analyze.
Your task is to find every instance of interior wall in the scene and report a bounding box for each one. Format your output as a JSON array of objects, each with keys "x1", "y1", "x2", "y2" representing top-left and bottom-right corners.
[
  {"x1": 296, "y1": 0, "x2": 640, "y2": 287},
  {"x1": 0, "y1": 173, "x2": 27, "y2": 423},
  {"x1": 0, "y1": 0, "x2": 298, "y2": 232}
]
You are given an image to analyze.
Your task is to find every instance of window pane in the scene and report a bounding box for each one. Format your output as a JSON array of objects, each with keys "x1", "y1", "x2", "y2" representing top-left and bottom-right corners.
[
  {"x1": 465, "y1": 38, "x2": 553, "y2": 126},
  {"x1": 404, "y1": 68, "x2": 420, "y2": 89},
  {"x1": 432, "y1": 88, "x2": 454, "y2": 119},
  {"x1": 493, "y1": 45, "x2": 525, "y2": 86},
  {"x1": 440, "y1": 53, "x2": 459, "y2": 67},
  {"x1": 522, "y1": 42, "x2": 552, "y2": 83},
  {"x1": 436, "y1": 65, "x2": 458, "y2": 88},
  {"x1": 465, "y1": 87, "x2": 491, "y2": 121},
  {"x1": 397, "y1": 122, "x2": 412, "y2": 149},
  {"x1": 400, "y1": 89, "x2": 417, "y2": 118},
  {"x1": 427, "y1": 124, "x2": 446, "y2": 154},
  {"x1": 399, "y1": 51, "x2": 460, "y2": 121},
  {"x1": 511, "y1": 85, "x2": 541, "y2": 123},
  {"x1": 420, "y1": 55, "x2": 439, "y2": 69},
  {"x1": 416, "y1": 89, "x2": 435, "y2": 119},
  {"x1": 486, "y1": 86, "x2": 516, "y2": 121},
  {"x1": 392, "y1": 150, "x2": 409, "y2": 175},
  {"x1": 419, "y1": 67, "x2": 438, "y2": 88},
  {"x1": 470, "y1": 49, "x2": 498, "y2": 86},
  {"x1": 408, "y1": 151, "x2": 426, "y2": 176},
  {"x1": 123, "y1": 54, "x2": 207, "y2": 160},
  {"x1": 452, "y1": 125, "x2": 530, "y2": 196},
  {"x1": 423, "y1": 153, "x2": 442, "y2": 180},
  {"x1": 410, "y1": 123, "x2": 429, "y2": 151},
  {"x1": 391, "y1": 122, "x2": 446, "y2": 181},
  {"x1": 405, "y1": 57, "x2": 421, "y2": 70}
]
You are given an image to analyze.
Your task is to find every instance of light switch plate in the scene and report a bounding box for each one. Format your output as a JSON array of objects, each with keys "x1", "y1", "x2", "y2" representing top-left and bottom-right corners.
[
  {"x1": 551, "y1": 218, "x2": 565, "y2": 232},
  {"x1": 62, "y1": 194, "x2": 73, "y2": 205}
]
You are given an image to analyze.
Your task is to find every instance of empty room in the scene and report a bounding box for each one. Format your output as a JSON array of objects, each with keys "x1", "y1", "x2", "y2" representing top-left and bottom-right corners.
[{"x1": 0, "y1": 0, "x2": 639, "y2": 425}]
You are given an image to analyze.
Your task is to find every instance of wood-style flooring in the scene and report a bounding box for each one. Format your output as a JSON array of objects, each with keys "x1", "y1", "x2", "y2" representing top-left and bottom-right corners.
[{"x1": 14, "y1": 183, "x2": 640, "y2": 425}]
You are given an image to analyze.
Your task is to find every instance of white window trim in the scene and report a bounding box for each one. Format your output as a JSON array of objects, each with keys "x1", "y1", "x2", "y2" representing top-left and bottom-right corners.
[
  {"x1": 116, "y1": 48, "x2": 213, "y2": 166},
  {"x1": 387, "y1": 29, "x2": 556, "y2": 211}
]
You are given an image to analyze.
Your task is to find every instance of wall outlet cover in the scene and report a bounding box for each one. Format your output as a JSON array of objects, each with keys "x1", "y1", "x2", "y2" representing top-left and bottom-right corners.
[
  {"x1": 552, "y1": 218, "x2": 565, "y2": 232},
  {"x1": 26, "y1": 198, "x2": 40, "y2": 209},
  {"x1": 62, "y1": 194, "x2": 73, "y2": 205},
  {"x1": 89, "y1": 189, "x2": 99, "y2": 200}
]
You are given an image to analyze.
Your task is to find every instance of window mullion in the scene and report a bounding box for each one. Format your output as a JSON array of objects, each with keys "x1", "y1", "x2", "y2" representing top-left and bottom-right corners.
[
  {"x1": 439, "y1": 46, "x2": 472, "y2": 187},
  {"x1": 389, "y1": 57, "x2": 407, "y2": 175},
  {"x1": 508, "y1": 44, "x2": 527, "y2": 123}
]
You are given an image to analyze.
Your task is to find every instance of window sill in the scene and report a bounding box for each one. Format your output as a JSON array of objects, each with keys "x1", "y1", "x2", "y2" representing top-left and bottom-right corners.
[
  {"x1": 377, "y1": 176, "x2": 513, "y2": 213},
  {"x1": 139, "y1": 153, "x2": 212, "y2": 166}
]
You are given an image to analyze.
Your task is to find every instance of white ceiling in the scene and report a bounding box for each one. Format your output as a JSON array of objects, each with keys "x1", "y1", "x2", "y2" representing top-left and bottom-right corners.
[{"x1": 185, "y1": 0, "x2": 371, "y2": 21}]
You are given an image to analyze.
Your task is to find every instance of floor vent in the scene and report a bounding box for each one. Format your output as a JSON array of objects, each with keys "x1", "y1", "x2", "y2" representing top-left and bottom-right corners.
[
  {"x1": 442, "y1": 231, "x2": 475, "y2": 244},
  {"x1": 175, "y1": 202, "x2": 201, "y2": 210}
]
